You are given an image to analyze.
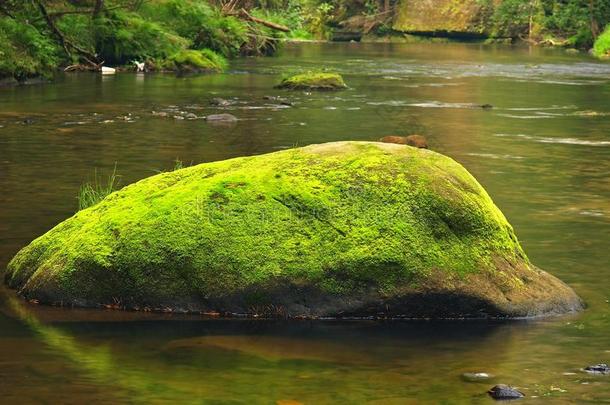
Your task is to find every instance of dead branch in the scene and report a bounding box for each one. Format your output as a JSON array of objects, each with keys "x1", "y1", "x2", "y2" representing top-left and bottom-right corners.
[{"x1": 232, "y1": 8, "x2": 290, "y2": 32}]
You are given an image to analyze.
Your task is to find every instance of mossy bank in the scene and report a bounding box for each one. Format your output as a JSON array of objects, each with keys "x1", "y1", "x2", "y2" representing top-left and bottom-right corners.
[{"x1": 5, "y1": 142, "x2": 582, "y2": 318}]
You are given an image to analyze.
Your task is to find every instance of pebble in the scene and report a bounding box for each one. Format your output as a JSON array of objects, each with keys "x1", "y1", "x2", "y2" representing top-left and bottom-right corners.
[
  {"x1": 206, "y1": 113, "x2": 238, "y2": 122},
  {"x1": 461, "y1": 372, "x2": 493, "y2": 382},
  {"x1": 584, "y1": 363, "x2": 610, "y2": 375},
  {"x1": 210, "y1": 97, "x2": 234, "y2": 106}
]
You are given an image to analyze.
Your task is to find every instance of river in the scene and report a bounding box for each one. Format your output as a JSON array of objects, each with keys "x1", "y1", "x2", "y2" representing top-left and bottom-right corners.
[{"x1": 1, "y1": 42, "x2": 609, "y2": 403}]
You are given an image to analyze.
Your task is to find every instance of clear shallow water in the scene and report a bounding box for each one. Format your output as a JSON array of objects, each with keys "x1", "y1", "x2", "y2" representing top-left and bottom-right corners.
[{"x1": 1, "y1": 42, "x2": 609, "y2": 403}]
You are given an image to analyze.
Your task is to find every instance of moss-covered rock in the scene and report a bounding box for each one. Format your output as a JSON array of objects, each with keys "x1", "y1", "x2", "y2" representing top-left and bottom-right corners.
[
  {"x1": 393, "y1": 0, "x2": 491, "y2": 36},
  {"x1": 5, "y1": 142, "x2": 582, "y2": 318},
  {"x1": 165, "y1": 49, "x2": 227, "y2": 73},
  {"x1": 276, "y1": 72, "x2": 347, "y2": 90}
]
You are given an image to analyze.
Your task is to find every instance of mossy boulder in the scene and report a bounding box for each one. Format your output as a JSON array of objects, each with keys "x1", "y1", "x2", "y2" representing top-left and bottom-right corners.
[
  {"x1": 165, "y1": 49, "x2": 227, "y2": 73},
  {"x1": 5, "y1": 142, "x2": 582, "y2": 318},
  {"x1": 393, "y1": 0, "x2": 491, "y2": 36},
  {"x1": 276, "y1": 72, "x2": 347, "y2": 90}
]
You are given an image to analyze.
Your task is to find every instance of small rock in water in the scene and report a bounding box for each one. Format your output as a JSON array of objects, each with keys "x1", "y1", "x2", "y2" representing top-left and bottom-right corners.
[
  {"x1": 185, "y1": 113, "x2": 198, "y2": 120},
  {"x1": 263, "y1": 95, "x2": 293, "y2": 106},
  {"x1": 379, "y1": 135, "x2": 428, "y2": 149},
  {"x1": 206, "y1": 113, "x2": 238, "y2": 122},
  {"x1": 461, "y1": 372, "x2": 493, "y2": 382},
  {"x1": 584, "y1": 363, "x2": 610, "y2": 375},
  {"x1": 152, "y1": 111, "x2": 169, "y2": 118},
  {"x1": 480, "y1": 104, "x2": 494, "y2": 109},
  {"x1": 488, "y1": 384, "x2": 525, "y2": 400},
  {"x1": 210, "y1": 98, "x2": 233, "y2": 106}
]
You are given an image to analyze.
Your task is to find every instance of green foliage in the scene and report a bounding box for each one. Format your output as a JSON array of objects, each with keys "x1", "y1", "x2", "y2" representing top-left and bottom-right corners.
[
  {"x1": 0, "y1": 18, "x2": 59, "y2": 80},
  {"x1": 307, "y1": 2, "x2": 335, "y2": 40},
  {"x1": 492, "y1": 0, "x2": 535, "y2": 38},
  {"x1": 77, "y1": 165, "x2": 120, "y2": 212},
  {"x1": 490, "y1": 0, "x2": 610, "y2": 46},
  {"x1": 251, "y1": 8, "x2": 312, "y2": 40},
  {"x1": 593, "y1": 25, "x2": 610, "y2": 57},
  {"x1": 93, "y1": 10, "x2": 188, "y2": 64},
  {"x1": 56, "y1": 14, "x2": 95, "y2": 61},
  {"x1": 142, "y1": 0, "x2": 248, "y2": 57}
]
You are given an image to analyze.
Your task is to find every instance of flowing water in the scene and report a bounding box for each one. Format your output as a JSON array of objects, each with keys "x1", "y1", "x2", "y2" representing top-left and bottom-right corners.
[{"x1": 1, "y1": 42, "x2": 609, "y2": 403}]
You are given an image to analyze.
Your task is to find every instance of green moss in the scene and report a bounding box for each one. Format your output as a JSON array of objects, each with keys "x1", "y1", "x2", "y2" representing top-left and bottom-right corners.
[
  {"x1": 276, "y1": 72, "x2": 347, "y2": 90},
  {"x1": 593, "y1": 25, "x2": 610, "y2": 58},
  {"x1": 5, "y1": 142, "x2": 581, "y2": 318},
  {"x1": 166, "y1": 49, "x2": 227, "y2": 72}
]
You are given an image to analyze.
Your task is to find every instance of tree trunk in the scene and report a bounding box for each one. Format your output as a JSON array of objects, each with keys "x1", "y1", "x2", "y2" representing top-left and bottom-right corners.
[
  {"x1": 589, "y1": 0, "x2": 599, "y2": 39},
  {"x1": 93, "y1": 0, "x2": 105, "y2": 19}
]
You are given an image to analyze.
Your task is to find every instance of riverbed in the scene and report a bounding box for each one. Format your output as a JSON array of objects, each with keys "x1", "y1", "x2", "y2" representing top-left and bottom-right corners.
[{"x1": 1, "y1": 42, "x2": 609, "y2": 403}]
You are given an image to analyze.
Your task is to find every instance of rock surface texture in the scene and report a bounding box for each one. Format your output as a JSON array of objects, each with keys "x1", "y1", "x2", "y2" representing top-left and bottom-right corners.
[
  {"x1": 5, "y1": 142, "x2": 582, "y2": 318},
  {"x1": 393, "y1": 0, "x2": 491, "y2": 36}
]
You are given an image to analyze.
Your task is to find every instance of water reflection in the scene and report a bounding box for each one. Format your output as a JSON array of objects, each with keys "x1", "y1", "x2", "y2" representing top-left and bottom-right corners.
[{"x1": 0, "y1": 290, "x2": 560, "y2": 403}]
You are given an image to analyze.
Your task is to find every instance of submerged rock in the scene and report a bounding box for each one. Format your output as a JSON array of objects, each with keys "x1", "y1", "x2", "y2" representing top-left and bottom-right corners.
[
  {"x1": 276, "y1": 73, "x2": 347, "y2": 90},
  {"x1": 379, "y1": 135, "x2": 428, "y2": 149},
  {"x1": 461, "y1": 372, "x2": 493, "y2": 383},
  {"x1": 584, "y1": 364, "x2": 610, "y2": 375},
  {"x1": 5, "y1": 141, "x2": 582, "y2": 317},
  {"x1": 205, "y1": 113, "x2": 237, "y2": 122},
  {"x1": 210, "y1": 98, "x2": 234, "y2": 107},
  {"x1": 487, "y1": 384, "x2": 525, "y2": 400}
]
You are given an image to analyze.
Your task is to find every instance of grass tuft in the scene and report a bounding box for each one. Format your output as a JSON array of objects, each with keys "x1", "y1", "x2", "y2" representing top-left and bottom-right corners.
[{"x1": 77, "y1": 164, "x2": 120, "y2": 211}]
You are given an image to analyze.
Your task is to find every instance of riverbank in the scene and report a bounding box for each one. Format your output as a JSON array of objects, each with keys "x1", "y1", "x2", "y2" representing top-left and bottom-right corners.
[{"x1": 2, "y1": 1, "x2": 608, "y2": 85}]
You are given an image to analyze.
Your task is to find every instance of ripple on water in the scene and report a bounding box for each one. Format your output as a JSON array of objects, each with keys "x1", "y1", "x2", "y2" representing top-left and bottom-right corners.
[
  {"x1": 466, "y1": 153, "x2": 525, "y2": 160},
  {"x1": 496, "y1": 113, "x2": 555, "y2": 120},
  {"x1": 494, "y1": 133, "x2": 610, "y2": 146}
]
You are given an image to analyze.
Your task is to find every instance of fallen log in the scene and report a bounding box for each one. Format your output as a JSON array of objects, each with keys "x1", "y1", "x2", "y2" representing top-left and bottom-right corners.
[{"x1": 232, "y1": 9, "x2": 290, "y2": 32}]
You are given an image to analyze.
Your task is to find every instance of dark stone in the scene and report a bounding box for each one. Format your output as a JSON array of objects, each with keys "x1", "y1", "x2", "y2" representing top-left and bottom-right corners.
[
  {"x1": 584, "y1": 364, "x2": 610, "y2": 375},
  {"x1": 487, "y1": 384, "x2": 525, "y2": 400},
  {"x1": 488, "y1": 384, "x2": 524, "y2": 400},
  {"x1": 480, "y1": 104, "x2": 494, "y2": 109}
]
